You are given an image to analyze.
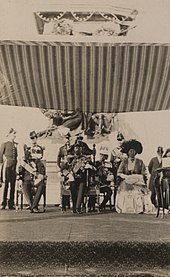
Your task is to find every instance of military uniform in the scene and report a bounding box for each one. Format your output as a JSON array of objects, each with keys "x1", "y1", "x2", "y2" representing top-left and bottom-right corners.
[
  {"x1": 0, "y1": 140, "x2": 18, "y2": 209},
  {"x1": 20, "y1": 131, "x2": 46, "y2": 213},
  {"x1": 57, "y1": 140, "x2": 72, "y2": 211}
]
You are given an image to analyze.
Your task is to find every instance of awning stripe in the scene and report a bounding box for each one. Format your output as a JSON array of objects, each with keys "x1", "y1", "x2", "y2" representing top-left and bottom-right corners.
[
  {"x1": 52, "y1": 47, "x2": 62, "y2": 109},
  {"x1": 47, "y1": 46, "x2": 58, "y2": 108},
  {"x1": 0, "y1": 42, "x2": 170, "y2": 112},
  {"x1": 29, "y1": 46, "x2": 42, "y2": 107},
  {"x1": 104, "y1": 46, "x2": 111, "y2": 112},
  {"x1": 89, "y1": 46, "x2": 95, "y2": 111},
  {"x1": 21, "y1": 46, "x2": 37, "y2": 107},
  {"x1": 72, "y1": 46, "x2": 78, "y2": 108},
  {"x1": 147, "y1": 46, "x2": 165, "y2": 110},
  {"x1": 135, "y1": 45, "x2": 148, "y2": 111},
  {"x1": 0, "y1": 46, "x2": 14, "y2": 105},
  {"x1": 82, "y1": 46, "x2": 87, "y2": 111},
  {"x1": 155, "y1": 47, "x2": 170, "y2": 110},
  {"x1": 56, "y1": 46, "x2": 64, "y2": 109},
  {"x1": 119, "y1": 45, "x2": 130, "y2": 111},
  {"x1": 6, "y1": 45, "x2": 21, "y2": 105},
  {"x1": 97, "y1": 46, "x2": 104, "y2": 112},
  {"x1": 15, "y1": 46, "x2": 30, "y2": 106},
  {"x1": 143, "y1": 46, "x2": 155, "y2": 110},
  {"x1": 126, "y1": 46, "x2": 138, "y2": 112}
]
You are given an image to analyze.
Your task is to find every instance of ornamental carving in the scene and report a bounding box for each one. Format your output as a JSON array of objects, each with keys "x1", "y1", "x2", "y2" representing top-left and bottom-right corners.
[{"x1": 34, "y1": 9, "x2": 138, "y2": 36}]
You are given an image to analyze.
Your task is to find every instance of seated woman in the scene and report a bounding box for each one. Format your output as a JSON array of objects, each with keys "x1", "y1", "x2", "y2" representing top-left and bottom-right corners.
[{"x1": 115, "y1": 139, "x2": 154, "y2": 214}]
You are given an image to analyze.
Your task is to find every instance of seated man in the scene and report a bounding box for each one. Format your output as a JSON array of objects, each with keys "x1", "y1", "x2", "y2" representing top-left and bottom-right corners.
[
  {"x1": 70, "y1": 143, "x2": 95, "y2": 213},
  {"x1": 19, "y1": 131, "x2": 46, "y2": 213},
  {"x1": 95, "y1": 148, "x2": 113, "y2": 211}
]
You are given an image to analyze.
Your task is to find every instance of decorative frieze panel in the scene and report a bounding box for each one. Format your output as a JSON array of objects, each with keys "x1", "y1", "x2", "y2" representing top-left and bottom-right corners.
[{"x1": 34, "y1": 9, "x2": 138, "y2": 36}]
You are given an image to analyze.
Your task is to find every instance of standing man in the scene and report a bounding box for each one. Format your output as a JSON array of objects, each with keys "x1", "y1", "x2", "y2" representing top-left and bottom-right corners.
[
  {"x1": 57, "y1": 132, "x2": 73, "y2": 211},
  {"x1": 57, "y1": 133, "x2": 72, "y2": 171},
  {"x1": 0, "y1": 128, "x2": 18, "y2": 210},
  {"x1": 148, "y1": 146, "x2": 164, "y2": 206}
]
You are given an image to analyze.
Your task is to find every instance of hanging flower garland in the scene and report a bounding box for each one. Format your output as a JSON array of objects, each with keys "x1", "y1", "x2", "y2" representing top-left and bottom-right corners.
[
  {"x1": 100, "y1": 12, "x2": 119, "y2": 21},
  {"x1": 71, "y1": 12, "x2": 94, "y2": 22},
  {"x1": 36, "y1": 11, "x2": 66, "y2": 22}
]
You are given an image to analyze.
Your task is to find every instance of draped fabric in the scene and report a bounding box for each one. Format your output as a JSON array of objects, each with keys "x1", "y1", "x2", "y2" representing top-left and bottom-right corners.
[{"x1": 0, "y1": 40, "x2": 170, "y2": 113}]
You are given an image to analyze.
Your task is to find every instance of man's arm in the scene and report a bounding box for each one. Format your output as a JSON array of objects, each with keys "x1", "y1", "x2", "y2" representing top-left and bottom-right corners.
[
  {"x1": 56, "y1": 148, "x2": 62, "y2": 168},
  {"x1": 0, "y1": 143, "x2": 5, "y2": 186},
  {"x1": 148, "y1": 158, "x2": 153, "y2": 174}
]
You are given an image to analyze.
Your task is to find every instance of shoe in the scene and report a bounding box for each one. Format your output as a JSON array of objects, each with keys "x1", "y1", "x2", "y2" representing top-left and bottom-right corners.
[
  {"x1": 30, "y1": 208, "x2": 40, "y2": 213},
  {"x1": 9, "y1": 206, "x2": 15, "y2": 210},
  {"x1": 76, "y1": 209, "x2": 82, "y2": 214},
  {"x1": 1, "y1": 206, "x2": 6, "y2": 210},
  {"x1": 99, "y1": 205, "x2": 105, "y2": 212},
  {"x1": 26, "y1": 206, "x2": 31, "y2": 210}
]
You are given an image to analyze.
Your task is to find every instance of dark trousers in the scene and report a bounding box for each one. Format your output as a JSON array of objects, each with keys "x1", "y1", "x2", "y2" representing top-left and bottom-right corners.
[
  {"x1": 100, "y1": 186, "x2": 112, "y2": 208},
  {"x1": 70, "y1": 181, "x2": 85, "y2": 212},
  {"x1": 32, "y1": 180, "x2": 45, "y2": 209},
  {"x1": 2, "y1": 165, "x2": 16, "y2": 208},
  {"x1": 62, "y1": 195, "x2": 70, "y2": 211},
  {"x1": 22, "y1": 180, "x2": 33, "y2": 207}
]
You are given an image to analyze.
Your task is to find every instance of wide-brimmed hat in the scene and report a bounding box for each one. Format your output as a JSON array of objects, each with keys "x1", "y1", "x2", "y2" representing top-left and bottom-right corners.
[
  {"x1": 6, "y1": 128, "x2": 16, "y2": 137},
  {"x1": 163, "y1": 148, "x2": 170, "y2": 157},
  {"x1": 120, "y1": 139, "x2": 143, "y2": 154},
  {"x1": 99, "y1": 147, "x2": 109, "y2": 156}
]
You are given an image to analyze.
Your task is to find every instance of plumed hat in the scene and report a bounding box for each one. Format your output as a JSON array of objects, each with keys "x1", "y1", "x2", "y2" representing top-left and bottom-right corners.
[
  {"x1": 99, "y1": 147, "x2": 109, "y2": 156},
  {"x1": 117, "y1": 132, "x2": 124, "y2": 141},
  {"x1": 163, "y1": 148, "x2": 170, "y2": 158},
  {"x1": 120, "y1": 139, "x2": 143, "y2": 154},
  {"x1": 75, "y1": 131, "x2": 83, "y2": 140},
  {"x1": 65, "y1": 132, "x2": 71, "y2": 139},
  {"x1": 6, "y1": 128, "x2": 16, "y2": 137},
  {"x1": 29, "y1": 131, "x2": 37, "y2": 139}
]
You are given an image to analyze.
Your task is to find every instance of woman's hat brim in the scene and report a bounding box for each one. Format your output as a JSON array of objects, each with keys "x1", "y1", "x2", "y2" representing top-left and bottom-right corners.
[
  {"x1": 163, "y1": 148, "x2": 170, "y2": 157},
  {"x1": 120, "y1": 139, "x2": 143, "y2": 154}
]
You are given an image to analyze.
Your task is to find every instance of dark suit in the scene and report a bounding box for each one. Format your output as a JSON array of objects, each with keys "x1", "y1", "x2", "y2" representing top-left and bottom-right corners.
[
  {"x1": 148, "y1": 156, "x2": 162, "y2": 206},
  {"x1": 0, "y1": 141, "x2": 18, "y2": 208}
]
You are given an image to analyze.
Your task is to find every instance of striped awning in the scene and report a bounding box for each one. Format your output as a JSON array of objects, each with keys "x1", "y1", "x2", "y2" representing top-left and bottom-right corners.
[{"x1": 0, "y1": 40, "x2": 170, "y2": 113}]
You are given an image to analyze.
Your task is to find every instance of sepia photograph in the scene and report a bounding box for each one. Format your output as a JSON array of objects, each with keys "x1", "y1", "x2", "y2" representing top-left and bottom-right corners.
[{"x1": 0, "y1": 0, "x2": 170, "y2": 276}]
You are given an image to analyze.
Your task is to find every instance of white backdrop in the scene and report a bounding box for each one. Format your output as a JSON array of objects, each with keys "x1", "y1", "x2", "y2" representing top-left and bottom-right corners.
[{"x1": 0, "y1": 105, "x2": 170, "y2": 165}]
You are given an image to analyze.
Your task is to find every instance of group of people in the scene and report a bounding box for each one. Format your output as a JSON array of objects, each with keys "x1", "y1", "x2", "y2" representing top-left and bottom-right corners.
[
  {"x1": 57, "y1": 131, "x2": 170, "y2": 215},
  {"x1": 57, "y1": 132, "x2": 115, "y2": 213},
  {"x1": 0, "y1": 129, "x2": 46, "y2": 213},
  {"x1": 0, "y1": 127, "x2": 169, "y2": 215}
]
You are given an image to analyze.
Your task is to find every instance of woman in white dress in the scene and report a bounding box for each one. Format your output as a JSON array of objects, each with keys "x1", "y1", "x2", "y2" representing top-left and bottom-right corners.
[{"x1": 115, "y1": 139, "x2": 154, "y2": 214}]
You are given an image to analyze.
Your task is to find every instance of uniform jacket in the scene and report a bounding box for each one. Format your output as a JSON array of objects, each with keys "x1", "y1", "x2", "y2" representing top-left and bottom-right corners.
[
  {"x1": 148, "y1": 156, "x2": 162, "y2": 190},
  {"x1": 0, "y1": 141, "x2": 18, "y2": 167}
]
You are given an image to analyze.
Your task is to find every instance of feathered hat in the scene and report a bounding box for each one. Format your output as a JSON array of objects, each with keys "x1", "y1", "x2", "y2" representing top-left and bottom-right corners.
[{"x1": 163, "y1": 148, "x2": 170, "y2": 158}]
